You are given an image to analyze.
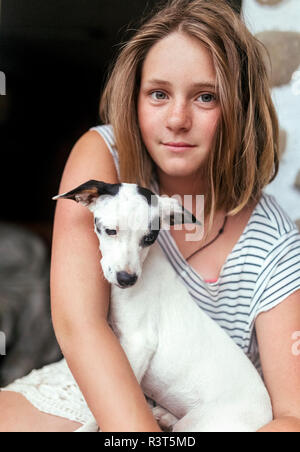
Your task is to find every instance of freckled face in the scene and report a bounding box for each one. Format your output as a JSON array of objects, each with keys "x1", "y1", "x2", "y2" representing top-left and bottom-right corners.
[{"x1": 137, "y1": 32, "x2": 221, "y2": 178}]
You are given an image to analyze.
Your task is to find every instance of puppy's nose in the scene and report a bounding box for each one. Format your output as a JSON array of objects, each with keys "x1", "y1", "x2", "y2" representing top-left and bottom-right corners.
[{"x1": 117, "y1": 271, "x2": 138, "y2": 287}]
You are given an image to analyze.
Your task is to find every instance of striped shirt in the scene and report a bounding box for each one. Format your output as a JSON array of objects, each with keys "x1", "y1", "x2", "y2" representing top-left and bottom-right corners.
[{"x1": 90, "y1": 124, "x2": 300, "y2": 372}]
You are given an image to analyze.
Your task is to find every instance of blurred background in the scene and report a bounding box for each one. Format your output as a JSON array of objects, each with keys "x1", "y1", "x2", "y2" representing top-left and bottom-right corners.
[{"x1": 0, "y1": 0, "x2": 299, "y2": 386}]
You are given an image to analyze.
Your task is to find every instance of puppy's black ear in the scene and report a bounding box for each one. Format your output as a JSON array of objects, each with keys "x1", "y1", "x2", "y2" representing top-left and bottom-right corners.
[
  {"x1": 159, "y1": 195, "x2": 201, "y2": 229},
  {"x1": 52, "y1": 180, "x2": 121, "y2": 207}
]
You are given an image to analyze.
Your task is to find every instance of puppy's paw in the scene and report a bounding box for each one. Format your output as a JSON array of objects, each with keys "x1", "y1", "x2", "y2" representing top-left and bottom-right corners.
[{"x1": 152, "y1": 406, "x2": 178, "y2": 432}]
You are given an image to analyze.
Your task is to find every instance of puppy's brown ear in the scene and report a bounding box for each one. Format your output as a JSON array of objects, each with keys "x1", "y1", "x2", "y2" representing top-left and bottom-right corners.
[{"x1": 52, "y1": 180, "x2": 121, "y2": 208}]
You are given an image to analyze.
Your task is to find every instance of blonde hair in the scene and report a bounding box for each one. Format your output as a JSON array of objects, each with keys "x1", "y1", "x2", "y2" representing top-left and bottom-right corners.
[{"x1": 100, "y1": 0, "x2": 279, "y2": 234}]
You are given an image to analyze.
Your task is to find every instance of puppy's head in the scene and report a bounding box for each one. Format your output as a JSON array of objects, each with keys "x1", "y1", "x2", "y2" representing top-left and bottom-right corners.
[{"x1": 53, "y1": 180, "x2": 200, "y2": 288}]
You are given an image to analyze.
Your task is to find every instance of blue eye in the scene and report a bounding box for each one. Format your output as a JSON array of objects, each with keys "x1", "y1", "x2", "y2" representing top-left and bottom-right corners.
[
  {"x1": 151, "y1": 91, "x2": 167, "y2": 101},
  {"x1": 198, "y1": 93, "x2": 216, "y2": 103}
]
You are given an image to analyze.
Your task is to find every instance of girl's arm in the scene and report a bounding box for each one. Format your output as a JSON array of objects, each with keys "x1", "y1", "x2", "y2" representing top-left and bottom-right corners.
[
  {"x1": 255, "y1": 289, "x2": 300, "y2": 432},
  {"x1": 50, "y1": 130, "x2": 161, "y2": 432}
]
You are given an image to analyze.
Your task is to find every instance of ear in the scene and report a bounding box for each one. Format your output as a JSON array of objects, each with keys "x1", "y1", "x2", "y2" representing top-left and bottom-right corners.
[
  {"x1": 158, "y1": 195, "x2": 201, "y2": 229},
  {"x1": 52, "y1": 180, "x2": 121, "y2": 209}
]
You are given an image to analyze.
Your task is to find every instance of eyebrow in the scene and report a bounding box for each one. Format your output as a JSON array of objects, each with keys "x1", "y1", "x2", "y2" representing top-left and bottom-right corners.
[{"x1": 145, "y1": 78, "x2": 217, "y2": 90}]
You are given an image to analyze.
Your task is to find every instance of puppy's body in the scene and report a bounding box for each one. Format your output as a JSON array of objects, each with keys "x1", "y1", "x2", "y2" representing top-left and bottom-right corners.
[
  {"x1": 54, "y1": 180, "x2": 273, "y2": 432},
  {"x1": 110, "y1": 241, "x2": 272, "y2": 432}
]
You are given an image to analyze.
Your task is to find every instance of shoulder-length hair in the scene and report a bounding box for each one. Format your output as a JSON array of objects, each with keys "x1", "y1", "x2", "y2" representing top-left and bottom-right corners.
[{"x1": 100, "y1": 0, "x2": 279, "y2": 233}]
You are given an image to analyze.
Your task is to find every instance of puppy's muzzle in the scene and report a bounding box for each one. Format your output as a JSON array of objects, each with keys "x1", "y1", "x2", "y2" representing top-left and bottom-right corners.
[{"x1": 117, "y1": 271, "x2": 138, "y2": 288}]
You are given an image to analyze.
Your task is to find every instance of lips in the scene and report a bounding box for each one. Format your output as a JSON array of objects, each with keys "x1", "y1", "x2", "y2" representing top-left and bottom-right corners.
[
  {"x1": 163, "y1": 142, "x2": 195, "y2": 147},
  {"x1": 162, "y1": 142, "x2": 196, "y2": 152}
]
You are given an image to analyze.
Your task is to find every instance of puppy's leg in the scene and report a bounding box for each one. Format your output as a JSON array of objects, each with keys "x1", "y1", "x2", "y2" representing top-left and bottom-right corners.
[
  {"x1": 152, "y1": 406, "x2": 179, "y2": 432},
  {"x1": 172, "y1": 405, "x2": 253, "y2": 432},
  {"x1": 119, "y1": 333, "x2": 155, "y2": 383},
  {"x1": 172, "y1": 408, "x2": 205, "y2": 432}
]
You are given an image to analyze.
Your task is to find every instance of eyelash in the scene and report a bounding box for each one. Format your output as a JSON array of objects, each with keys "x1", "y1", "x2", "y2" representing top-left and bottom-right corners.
[{"x1": 149, "y1": 90, "x2": 217, "y2": 103}]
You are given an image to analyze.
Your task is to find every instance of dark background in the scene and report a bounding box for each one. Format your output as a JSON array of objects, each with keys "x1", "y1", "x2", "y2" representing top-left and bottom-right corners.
[{"x1": 0, "y1": 0, "x2": 242, "y2": 250}]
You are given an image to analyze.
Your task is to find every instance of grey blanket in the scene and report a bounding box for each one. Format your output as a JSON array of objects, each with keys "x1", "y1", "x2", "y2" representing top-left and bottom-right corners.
[{"x1": 0, "y1": 223, "x2": 62, "y2": 386}]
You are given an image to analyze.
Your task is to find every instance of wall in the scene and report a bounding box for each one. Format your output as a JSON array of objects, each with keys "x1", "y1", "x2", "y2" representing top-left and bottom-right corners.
[{"x1": 242, "y1": 0, "x2": 300, "y2": 228}]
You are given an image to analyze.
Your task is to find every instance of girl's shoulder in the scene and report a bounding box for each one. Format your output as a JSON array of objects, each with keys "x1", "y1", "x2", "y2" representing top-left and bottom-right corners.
[
  {"x1": 89, "y1": 125, "x2": 120, "y2": 178},
  {"x1": 249, "y1": 192, "x2": 300, "y2": 327},
  {"x1": 253, "y1": 191, "x2": 299, "y2": 242},
  {"x1": 90, "y1": 124, "x2": 115, "y2": 147}
]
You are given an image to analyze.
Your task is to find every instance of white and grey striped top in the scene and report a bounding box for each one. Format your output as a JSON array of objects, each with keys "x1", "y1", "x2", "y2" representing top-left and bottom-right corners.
[{"x1": 90, "y1": 124, "x2": 300, "y2": 372}]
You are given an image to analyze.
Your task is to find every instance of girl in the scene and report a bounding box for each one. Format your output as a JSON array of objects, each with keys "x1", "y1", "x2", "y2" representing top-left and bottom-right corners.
[{"x1": 1, "y1": 0, "x2": 300, "y2": 432}]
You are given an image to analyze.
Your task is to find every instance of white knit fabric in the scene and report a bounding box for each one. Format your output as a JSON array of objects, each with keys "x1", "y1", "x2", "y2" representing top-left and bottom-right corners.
[{"x1": 1, "y1": 359, "x2": 99, "y2": 431}]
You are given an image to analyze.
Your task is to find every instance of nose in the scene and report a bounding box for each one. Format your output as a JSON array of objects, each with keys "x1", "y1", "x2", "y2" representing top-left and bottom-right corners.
[
  {"x1": 166, "y1": 100, "x2": 192, "y2": 132},
  {"x1": 116, "y1": 271, "x2": 138, "y2": 287}
]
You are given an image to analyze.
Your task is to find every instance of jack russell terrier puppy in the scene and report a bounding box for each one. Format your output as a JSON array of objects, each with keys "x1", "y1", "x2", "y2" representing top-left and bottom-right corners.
[{"x1": 53, "y1": 180, "x2": 272, "y2": 432}]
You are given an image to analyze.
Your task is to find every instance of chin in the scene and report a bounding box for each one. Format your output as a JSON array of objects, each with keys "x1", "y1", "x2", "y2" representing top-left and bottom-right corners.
[{"x1": 163, "y1": 164, "x2": 200, "y2": 178}]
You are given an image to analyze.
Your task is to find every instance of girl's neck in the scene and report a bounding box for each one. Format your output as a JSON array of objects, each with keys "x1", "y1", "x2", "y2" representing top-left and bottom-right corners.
[
  {"x1": 157, "y1": 169, "x2": 208, "y2": 199},
  {"x1": 156, "y1": 168, "x2": 229, "y2": 232}
]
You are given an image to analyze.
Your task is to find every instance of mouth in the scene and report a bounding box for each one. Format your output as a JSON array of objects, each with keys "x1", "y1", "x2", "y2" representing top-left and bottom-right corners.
[
  {"x1": 162, "y1": 142, "x2": 196, "y2": 152},
  {"x1": 115, "y1": 282, "x2": 137, "y2": 289},
  {"x1": 115, "y1": 284, "x2": 134, "y2": 290}
]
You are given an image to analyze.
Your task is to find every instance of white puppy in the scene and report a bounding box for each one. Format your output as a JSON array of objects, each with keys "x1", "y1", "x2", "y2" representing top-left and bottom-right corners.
[{"x1": 54, "y1": 180, "x2": 272, "y2": 432}]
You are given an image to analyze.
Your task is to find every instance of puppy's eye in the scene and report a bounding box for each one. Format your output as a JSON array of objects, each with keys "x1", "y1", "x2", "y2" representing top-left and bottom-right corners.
[
  {"x1": 143, "y1": 233, "x2": 156, "y2": 245},
  {"x1": 105, "y1": 229, "x2": 117, "y2": 236}
]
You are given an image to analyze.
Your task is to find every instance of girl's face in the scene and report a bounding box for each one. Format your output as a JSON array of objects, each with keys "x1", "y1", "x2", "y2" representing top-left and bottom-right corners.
[{"x1": 138, "y1": 32, "x2": 221, "y2": 180}]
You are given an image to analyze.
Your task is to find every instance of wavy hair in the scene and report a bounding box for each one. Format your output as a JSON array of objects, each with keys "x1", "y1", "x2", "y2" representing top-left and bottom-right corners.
[{"x1": 100, "y1": 0, "x2": 279, "y2": 233}]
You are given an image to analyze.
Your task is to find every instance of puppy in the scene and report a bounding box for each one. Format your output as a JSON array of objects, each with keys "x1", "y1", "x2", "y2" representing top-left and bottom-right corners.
[{"x1": 53, "y1": 180, "x2": 272, "y2": 432}]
